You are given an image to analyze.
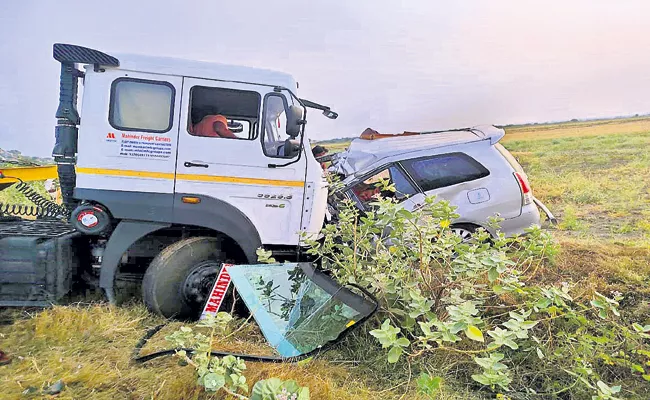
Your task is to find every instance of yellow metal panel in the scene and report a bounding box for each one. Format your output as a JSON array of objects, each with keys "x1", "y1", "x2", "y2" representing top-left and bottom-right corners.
[
  {"x1": 0, "y1": 166, "x2": 58, "y2": 184},
  {"x1": 1, "y1": 166, "x2": 306, "y2": 189}
]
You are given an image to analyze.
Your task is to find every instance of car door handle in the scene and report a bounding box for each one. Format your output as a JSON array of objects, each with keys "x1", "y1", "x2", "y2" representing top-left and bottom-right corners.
[{"x1": 184, "y1": 162, "x2": 209, "y2": 168}]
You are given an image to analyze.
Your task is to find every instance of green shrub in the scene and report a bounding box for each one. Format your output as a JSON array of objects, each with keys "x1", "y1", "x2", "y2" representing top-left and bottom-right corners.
[
  {"x1": 166, "y1": 313, "x2": 309, "y2": 399},
  {"x1": 305, "y1": 196, "x2": 650, "y2": 398}
]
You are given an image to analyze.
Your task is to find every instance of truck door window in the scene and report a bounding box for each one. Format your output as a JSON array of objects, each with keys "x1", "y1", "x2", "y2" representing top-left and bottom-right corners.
[
  {"x1": 262, "y1": 94, "x2": 296, "y2": 158},
  {"x1": 187, "y1": 86, "x2": 260, "y2": 140},
  {"x1": 350, "y1": 165, "x2": 417, "y2": 208},
  {"x1": 109, "y1": 78, "x2": 175, "y2": 133},
  {"x1": 401, "y1": 153, "x2": 489, "y2": 192}
]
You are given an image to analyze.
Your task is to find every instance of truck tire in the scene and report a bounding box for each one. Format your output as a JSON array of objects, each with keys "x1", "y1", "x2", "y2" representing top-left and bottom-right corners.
[{"x1": 142, "y1": 236, "x2": 226, "y2": 320}]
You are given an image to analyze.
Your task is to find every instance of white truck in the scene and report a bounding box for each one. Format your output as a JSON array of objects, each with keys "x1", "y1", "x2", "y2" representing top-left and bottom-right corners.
[{"x1": 0, "y1": 44, "x2": 335, "y2": 319}]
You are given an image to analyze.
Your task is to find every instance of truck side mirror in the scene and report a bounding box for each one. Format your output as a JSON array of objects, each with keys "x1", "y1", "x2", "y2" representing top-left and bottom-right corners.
[
  {"x1": 286, "y1": 105, "x2": 305, "y2": 138},
  {"x1": 282, "y1": 138, "x2": 300, "y2": 158}
]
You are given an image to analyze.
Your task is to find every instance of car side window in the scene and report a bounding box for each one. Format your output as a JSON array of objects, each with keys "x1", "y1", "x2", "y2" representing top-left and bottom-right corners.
[
  {"x1": 349, "y1": 165, "x2": 417, "y2": 209},
  {"x1": 401, "y1": 153, "x2": 489, "y2": 192}
]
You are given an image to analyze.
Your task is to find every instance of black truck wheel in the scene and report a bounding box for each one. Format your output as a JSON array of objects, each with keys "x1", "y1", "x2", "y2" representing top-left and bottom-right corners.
[{"x1": 142, "y1": 236, "x2": 226, "y2": 320}]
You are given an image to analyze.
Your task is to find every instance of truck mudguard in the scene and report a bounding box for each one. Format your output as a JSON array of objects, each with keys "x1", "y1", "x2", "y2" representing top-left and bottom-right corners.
[
  {"x1": 100, "y1": 220, "x2": 170, "y2": 303},
  {"x1": 172, "y1": 193, "x2": 262, "y2": 263},
  {"x1": 87, "y1": 190, "x2": 263, "y2": 303},
  {"x1": 75, "y1": 190, "x2": 262, "y2": 261}
]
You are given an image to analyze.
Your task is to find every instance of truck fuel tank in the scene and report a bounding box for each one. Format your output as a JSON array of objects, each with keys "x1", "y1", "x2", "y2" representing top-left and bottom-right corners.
[{"x1": 0, "y1": 219, "x2": 84, "y2": 306}]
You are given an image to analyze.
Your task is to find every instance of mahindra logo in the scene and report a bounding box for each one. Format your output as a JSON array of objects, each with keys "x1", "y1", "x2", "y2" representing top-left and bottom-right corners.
[
  {"x1": 106, "y1": 132, "x2": 116, "y2": 139},
  {"x1": 200, "y1": 264, "x2": 233, "y2": 319}
]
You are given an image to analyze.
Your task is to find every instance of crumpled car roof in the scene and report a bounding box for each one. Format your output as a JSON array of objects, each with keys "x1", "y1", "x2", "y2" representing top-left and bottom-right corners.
[{"x1": 330, "y1": 125, "x2": 504, "y2": 177}]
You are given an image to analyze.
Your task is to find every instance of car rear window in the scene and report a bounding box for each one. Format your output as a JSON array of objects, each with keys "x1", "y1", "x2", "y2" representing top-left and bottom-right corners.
[{"x1": 401, "y1": 153, "x2": 489, "y2": 192}]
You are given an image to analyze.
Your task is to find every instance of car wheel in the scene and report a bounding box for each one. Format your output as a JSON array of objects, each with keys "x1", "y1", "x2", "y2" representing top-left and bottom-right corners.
[
  {"x1": 142, "y1": 236, "x2": 226, "y2": 320},
  {"x1": 451, "y1": 224, "x2": 478, "y2": 242}
]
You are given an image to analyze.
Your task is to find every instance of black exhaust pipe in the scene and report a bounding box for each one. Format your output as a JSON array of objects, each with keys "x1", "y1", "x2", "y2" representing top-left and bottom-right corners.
[{"x1": 51, "y1": 44, "x2": 119, "y2": 212}]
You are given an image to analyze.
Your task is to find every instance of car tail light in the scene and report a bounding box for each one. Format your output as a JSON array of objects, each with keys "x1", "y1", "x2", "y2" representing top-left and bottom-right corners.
[{"x1": 514, "y1": 172, "x2": 533, "y2": 205}]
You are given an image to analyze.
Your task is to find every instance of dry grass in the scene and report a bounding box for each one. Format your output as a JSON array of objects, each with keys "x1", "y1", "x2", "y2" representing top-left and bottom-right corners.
[
  {"x1": 501, "y1": 119, "x2": 650, "y2": 324},
  {"x1": 501, "y1": 117, "x2": 650, "y2": 142},
  {"x1": 320, "y1": 141, "x2": 350, "y2": 153},
  {"x1": 1, "y1": 304, "x2": 443, "y2": 400},
  {"x1": 541, "y1": 236, "x2": 650, "y2": 299},
  {"x1": 503, "y1": 128, "x2": 650, "y2": 245}
]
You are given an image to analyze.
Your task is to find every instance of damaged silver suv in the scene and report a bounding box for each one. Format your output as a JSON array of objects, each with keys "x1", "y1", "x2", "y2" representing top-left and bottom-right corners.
[{"x1": 329, "y1": 125, "x2": 555, "y2": 238}]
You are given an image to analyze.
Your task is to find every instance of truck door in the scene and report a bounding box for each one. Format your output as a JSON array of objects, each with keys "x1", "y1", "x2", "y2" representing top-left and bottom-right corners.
[
  {"x1": 76, "y1": 71, "x2": 182, "y2": 196},
  {"x1": 174, "y1": 78, "x2": 308, "y2": 246}
]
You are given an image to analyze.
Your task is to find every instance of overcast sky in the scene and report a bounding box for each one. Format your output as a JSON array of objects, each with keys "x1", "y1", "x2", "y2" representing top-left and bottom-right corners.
[{"x1": 1, "y1": 0, "x2": 650, "y2": 157}]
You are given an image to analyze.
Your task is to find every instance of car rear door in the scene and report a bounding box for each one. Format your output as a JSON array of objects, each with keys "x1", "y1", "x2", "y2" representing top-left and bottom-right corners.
[{"x1": 399, "y1": 150, "x2": 522, "y2": 221}]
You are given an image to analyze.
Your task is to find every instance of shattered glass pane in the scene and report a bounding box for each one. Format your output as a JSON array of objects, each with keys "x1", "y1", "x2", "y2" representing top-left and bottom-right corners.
[{"x1": 226, "y1": 263, "x2": 374, "y2": 357}]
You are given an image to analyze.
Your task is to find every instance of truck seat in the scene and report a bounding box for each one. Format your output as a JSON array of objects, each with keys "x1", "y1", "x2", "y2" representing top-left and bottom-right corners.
[{"x1": 190, "y1": 115, "x2": 237, "y2": 138}]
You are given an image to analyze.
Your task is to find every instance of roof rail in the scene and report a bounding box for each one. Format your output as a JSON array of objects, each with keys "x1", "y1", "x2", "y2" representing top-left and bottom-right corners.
[
  {"x1": 359, "y1": 128, "x2": 422, "y2": 140},
  {"x1": 358, "y1": 127, "x2": 484, "y2": 141},
  {"x1": 356, "y1": 125, "x2": 505, "y2": 144}
]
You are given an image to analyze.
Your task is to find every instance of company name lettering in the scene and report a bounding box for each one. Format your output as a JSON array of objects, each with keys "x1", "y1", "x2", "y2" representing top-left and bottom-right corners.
[{"x1": 121, "y1": 133, "x2": 171, "y2": 143}]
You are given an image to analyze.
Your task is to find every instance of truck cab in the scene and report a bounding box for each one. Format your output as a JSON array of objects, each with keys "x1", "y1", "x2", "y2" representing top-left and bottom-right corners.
[
  {"x1": 74, "y1": 52, "x2": 328, "y2": 249},
  {"x1": 0, "y1": 44, "x2": 335, "y2": 318}
]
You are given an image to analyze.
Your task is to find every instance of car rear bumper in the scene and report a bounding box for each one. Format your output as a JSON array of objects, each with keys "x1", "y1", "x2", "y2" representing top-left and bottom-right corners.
[
  {"x1": 490, "y1": 198, "x2": 555, "y2": 237},
  {"x1": 495, "y1": 203, "x2": 541, "y2": 237}
]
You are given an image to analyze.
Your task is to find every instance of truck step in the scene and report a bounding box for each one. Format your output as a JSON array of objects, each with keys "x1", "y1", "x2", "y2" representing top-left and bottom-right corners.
[{"x1": 0, "y1": 218, "x2": 74, "y2": 238}]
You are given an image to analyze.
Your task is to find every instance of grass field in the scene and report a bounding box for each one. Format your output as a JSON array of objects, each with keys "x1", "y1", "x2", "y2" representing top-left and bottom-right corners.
[
  {"x1": 501, "y1": 118, "x2": 650, "y2": 305},
  {"x1": 1, "y1": 117, "x2": 650, "y2": 399}
]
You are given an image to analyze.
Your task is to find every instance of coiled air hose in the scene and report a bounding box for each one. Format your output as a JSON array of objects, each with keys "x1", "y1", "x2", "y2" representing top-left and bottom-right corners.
[{"x1": 0, "y1": 178, "x2": 68, "y2": 220}]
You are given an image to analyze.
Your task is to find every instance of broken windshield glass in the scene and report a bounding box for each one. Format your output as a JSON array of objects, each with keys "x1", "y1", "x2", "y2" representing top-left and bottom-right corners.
[{"x1": 226, "y1": 263, "x2": 376, "y2": 357}]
